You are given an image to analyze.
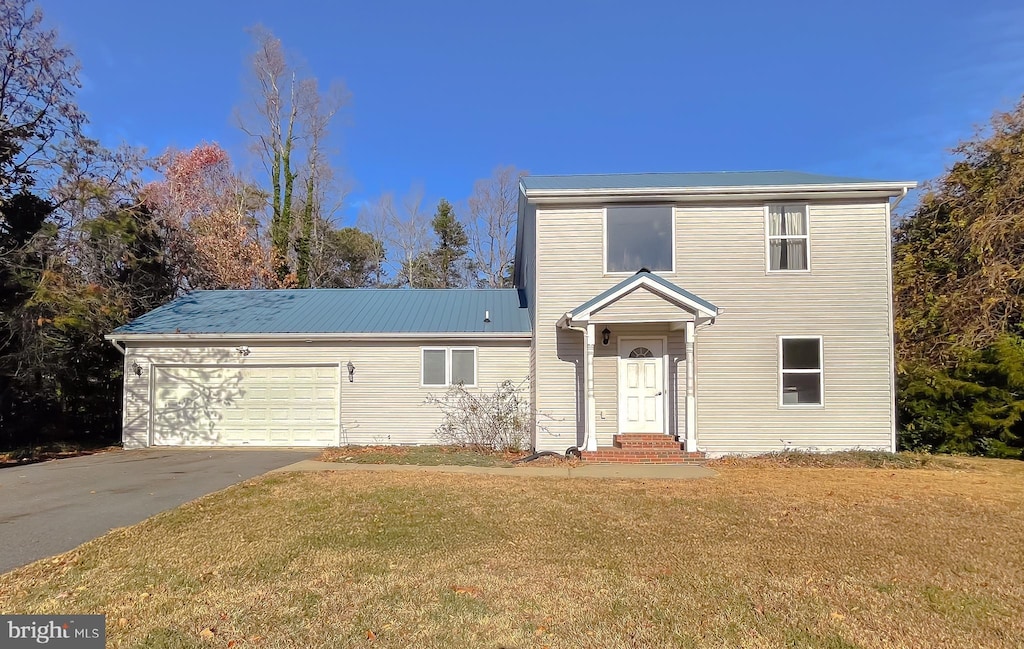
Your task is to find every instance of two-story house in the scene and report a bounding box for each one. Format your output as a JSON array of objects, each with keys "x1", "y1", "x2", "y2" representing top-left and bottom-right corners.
[{"x1": 107, "y1": 171, "x2": 915, "y2": 459}]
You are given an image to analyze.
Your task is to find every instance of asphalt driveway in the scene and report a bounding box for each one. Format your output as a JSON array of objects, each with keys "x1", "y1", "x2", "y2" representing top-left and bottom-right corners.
[{"x1": 0, "y1": 448, "x2": 314, "y2": 574}]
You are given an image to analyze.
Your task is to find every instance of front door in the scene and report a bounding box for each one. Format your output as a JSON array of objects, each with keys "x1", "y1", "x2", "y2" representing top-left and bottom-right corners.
[{"x1": 618, "y1": 338, "x2": 665, "y2": 434}]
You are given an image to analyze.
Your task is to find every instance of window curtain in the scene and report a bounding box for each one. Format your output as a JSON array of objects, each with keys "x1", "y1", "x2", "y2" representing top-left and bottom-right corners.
[
  {"x1": 769, "y1": 206, "x2": 807, "y2": 270},
  {"x1": 785, "y1": 208, "x2": 806, "y2": 269},
  {"x1": 769, "y1": 206, "x2": 785, "y2": 268}
]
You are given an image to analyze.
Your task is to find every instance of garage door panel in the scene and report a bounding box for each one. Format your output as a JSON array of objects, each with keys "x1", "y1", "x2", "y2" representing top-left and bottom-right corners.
[{"x1": 153, "y1": 365, "x2": 338, "y2": 446}]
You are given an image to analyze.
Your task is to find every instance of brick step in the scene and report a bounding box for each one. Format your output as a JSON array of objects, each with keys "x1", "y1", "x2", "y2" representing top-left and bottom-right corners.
[
  {"x1": 614, "y1": 440, "x2": 686, "y2": 449},
  {"x1": 612, "y1": 433, "x2": 675, "y2": 441},
  {"x1": 613, "y1": 434, "x2": 686, "y2": 450},
  {"x1": 581, "y1": 447, "x2": 707, "y2": 465}
]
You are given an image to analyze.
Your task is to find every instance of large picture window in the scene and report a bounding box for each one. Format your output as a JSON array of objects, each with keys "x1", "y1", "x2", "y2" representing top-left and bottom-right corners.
[
  {"x1": 421, "y1": 347, "x2": 477, "y2": 387},
  {"x1": 605, "y1": 206, "x2": 674, "y2": 273},
  {"x1": 768, "y1": 205, "x2": 809, "y2": 271},
  {"x1": 780, "y1": 337, "x2": 823, "y2": 406}
]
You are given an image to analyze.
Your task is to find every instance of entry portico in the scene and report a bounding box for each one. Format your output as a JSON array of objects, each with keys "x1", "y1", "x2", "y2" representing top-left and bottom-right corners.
[{"x1": 556, "y1": 271, "x2": 719, "y2": 453}]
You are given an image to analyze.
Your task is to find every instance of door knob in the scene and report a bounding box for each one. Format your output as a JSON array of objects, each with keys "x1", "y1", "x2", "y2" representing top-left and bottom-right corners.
[{"x1": 654, "y1": 391, "x2": 663, "y2": 396}]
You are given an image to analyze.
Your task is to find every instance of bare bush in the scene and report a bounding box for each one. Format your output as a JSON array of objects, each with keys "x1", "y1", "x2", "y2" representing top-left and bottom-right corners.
[{"x1": 425, "y1": 379, "x2": 531, "y2": 452}]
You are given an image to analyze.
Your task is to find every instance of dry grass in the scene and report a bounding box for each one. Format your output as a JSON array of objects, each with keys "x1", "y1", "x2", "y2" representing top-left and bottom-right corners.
[
  {"x1": 2, "y1": 462, "x2": 1023, "y2": 648},
  {"x1": 706, "y1": 450, "x2": 983, "y2": 471},
  {"x1": 0, "y1": 441, "x2": 119, "y2": 468},
  {"x1": 320, "y1": 445, "x2": 529, "y2": 467}
]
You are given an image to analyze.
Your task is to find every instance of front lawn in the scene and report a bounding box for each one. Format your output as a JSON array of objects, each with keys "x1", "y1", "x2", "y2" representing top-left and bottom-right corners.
[
  {"x1": 320, "y1": 444, "x2": 529, "y2": 467},
  {"x1": 1, "y1": 459, "x2": 1022, "y2": 648}
]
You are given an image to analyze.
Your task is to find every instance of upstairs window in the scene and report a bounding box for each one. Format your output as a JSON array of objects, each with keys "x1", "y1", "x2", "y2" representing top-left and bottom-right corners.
[
  {"x1": 605, "y1": 206, "x2": 674, "y2": 273},
  {"x1": 780, "y1": 337, "x2": 823, "y2": 406},
  {"x1": 767, "y1": 205, "x2": 809, "y2": 271}
]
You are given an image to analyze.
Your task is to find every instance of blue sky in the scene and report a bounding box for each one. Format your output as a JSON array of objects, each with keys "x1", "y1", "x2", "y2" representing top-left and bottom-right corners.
[{"x1": 43, "y1": 0, "x2": 1024, "y2": 220}]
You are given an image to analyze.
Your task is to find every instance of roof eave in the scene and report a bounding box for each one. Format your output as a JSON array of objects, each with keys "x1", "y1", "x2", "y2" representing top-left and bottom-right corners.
[
  {"x1": 523, "y1": 182, "x2": 918, "y2": 203},
  {"x1": 105, "y1": 331, "x2": 533, "y2": 343}
]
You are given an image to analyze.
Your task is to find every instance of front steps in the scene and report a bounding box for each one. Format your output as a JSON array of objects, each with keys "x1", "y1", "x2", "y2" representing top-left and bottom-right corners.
[{"x1": 580, "y1": 434, "x2": 707, "y2": 464}]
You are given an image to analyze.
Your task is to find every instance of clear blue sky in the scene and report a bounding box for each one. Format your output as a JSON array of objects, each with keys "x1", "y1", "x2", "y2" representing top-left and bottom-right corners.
[{"x1": 42, "y1": 0, "x2": 1024, "y2": 221}]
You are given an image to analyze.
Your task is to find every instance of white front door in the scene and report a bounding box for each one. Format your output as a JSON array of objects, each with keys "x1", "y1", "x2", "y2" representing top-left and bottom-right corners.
[{"x1": 618, "y1": 338, "x2": 665, "y2": 434}]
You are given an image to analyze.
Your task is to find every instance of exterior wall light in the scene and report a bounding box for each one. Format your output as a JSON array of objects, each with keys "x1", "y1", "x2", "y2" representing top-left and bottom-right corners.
[
  {"x1": 347, "y1": 361, "x2": 355, "y2": 382},
  {"x1": 602, "y1": 328, "x2": 611, "y2": 346},
  {"x1": 130, "y1": 360, "x2": 143, "y2": 377},
  {"x1": 236, "y1": 346, "x2": 251, "y2": 357}
]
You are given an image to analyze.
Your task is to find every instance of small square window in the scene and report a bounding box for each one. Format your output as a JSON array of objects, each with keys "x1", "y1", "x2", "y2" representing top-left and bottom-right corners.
[
  {"x1": 451, "y1": 349, "x2": 476, "y2": 385},
  {"x1": 780, "y1": 337, "x2": 822, "y2": 406},
  {"x1": 422, "y1": 349, "x2": 447, "y2": 386}
]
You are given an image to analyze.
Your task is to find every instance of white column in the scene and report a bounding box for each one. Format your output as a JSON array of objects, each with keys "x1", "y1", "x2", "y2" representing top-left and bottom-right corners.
[
  {"x1": 684, "y1": 320, "x2": 697, "y2": 452},
  {"x1": 585, "y1": 323, "x2": 598, "y2": 451}
]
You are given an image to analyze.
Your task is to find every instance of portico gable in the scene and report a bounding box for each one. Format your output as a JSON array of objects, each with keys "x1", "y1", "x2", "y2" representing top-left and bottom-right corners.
[{"x1": 556, "y1": 271, "x2": 719, "y2": 454}]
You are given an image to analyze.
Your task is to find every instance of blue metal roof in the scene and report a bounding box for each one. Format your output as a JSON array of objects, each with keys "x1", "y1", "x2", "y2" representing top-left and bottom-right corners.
[
  {"x1": 112, "y1": 289, "x2": 531, "y2": 335},
  {"x1": 521, "y1": 171, "x2": 890, "y2": 192},
  {"x1": 570, "y1": 272, "x2": 718, "y2": 317}
]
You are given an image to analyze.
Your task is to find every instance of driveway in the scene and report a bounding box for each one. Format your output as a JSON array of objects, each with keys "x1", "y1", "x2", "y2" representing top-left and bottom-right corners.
[{"x1": 0, "y1": 448, "x2": 313, "y2": 574}]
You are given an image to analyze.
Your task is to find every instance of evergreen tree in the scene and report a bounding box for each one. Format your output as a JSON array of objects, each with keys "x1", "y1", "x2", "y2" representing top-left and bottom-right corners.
[{"x1": 894, "y1": 97, "x2": 1024, "y2": 457}]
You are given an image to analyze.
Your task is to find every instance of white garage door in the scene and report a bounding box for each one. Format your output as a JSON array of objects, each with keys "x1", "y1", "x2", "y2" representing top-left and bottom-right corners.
[{"x1": 152, "y1": 365, "x2": 339, "y2": 446}]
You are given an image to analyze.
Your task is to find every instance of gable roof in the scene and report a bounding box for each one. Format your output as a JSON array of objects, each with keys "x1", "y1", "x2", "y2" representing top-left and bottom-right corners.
[
  {"x1": 110, "y1": 289, "x2": 531, "y2": 339},
  {"x1": 521, "y1": 170, "x2": 913, "y2": 193},
  {"x1": 565, "y1": 272, "x2": 718, "y2": 322}
]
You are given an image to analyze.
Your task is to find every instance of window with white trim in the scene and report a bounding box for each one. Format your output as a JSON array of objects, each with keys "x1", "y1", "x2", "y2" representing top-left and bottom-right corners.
[
  {"x1": 767, "y1": 205, "x2": 809, "y2": 271},
  {"x1": 780, "y1": 337, "x2": 822, "y2": 406},
  {"x1": 605, "y1": 206, "x2": 674, "y2": 273},
  {"x1": 421, "y1": 347, "x2": 477, "y2": 387}
]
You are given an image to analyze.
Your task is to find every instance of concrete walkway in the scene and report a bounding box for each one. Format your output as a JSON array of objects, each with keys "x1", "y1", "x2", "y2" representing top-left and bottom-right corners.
[{"x1": 272, "y1": 459, "x2": 716, "y2": 479}]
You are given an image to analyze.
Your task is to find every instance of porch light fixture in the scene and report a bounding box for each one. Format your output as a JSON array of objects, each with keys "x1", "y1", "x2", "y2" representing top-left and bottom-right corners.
[
  {"x1": 602, "y1": 327, "x2": 611, "y2": 346},
  {"x1": 235, "y1": 346, "x2": 251, "y2": 357},
  {"x1": 130, "y1": 360, "x2": 143, "y2": 377},
  {"x1": 347, "y1": 361, "x2": 355, "y2": 382}
]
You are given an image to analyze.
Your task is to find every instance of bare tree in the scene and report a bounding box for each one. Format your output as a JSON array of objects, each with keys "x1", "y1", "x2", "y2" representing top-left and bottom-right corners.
[
  {"x1": 366, "y1": 187, "x2": 432, "y2": 288},
  {"x1": 0, "y1": 0, "x2": 84, "y2": 194},
  {"x1": 236, "y1": 26, "x2": 349, "y2": 285},
  {"x1": 357, "y1": 196, "x2": 391, "y2": 287},
  {"x1": 468, "y1": 165, "x2": 526, "y2": 287},
  {"x1": 295, "y1": 78, "x2": 350, "y2": 287}
]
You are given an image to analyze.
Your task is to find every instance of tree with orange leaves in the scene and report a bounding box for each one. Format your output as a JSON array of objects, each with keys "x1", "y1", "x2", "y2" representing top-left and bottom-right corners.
[{"x1": 145, "y1": 143, "x2": 277, "y2": 289}]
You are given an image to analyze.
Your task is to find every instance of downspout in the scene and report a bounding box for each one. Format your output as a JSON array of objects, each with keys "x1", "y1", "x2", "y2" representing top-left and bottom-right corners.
[
  {"x1": 108, "y1": 338, "x2": 126, "y2": 354},
  {"x1": 890, "y1": 186, "x2": 910, "y2": 213},
  {"x1": 562, "y1": 316, "x2": 591, "y2": 456}
]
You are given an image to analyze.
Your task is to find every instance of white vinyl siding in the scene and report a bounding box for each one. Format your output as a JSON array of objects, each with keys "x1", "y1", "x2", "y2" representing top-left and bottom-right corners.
[
  {"x1": 121, "y1": 340, "x2": 527, "y2": 448},
  {"x1": 532, "y1": 200, "x2": 895, "y2": 454}
]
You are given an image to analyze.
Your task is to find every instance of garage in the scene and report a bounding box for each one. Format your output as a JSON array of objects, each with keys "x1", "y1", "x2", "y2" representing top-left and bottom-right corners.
[{"x1": 151, "y1": 364, "x2": 339, "y2": 446}]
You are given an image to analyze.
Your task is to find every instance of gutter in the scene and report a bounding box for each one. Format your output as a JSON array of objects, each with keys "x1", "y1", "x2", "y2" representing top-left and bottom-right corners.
[{"x1": 524, "y1": 181, "x2": 918, "y2": 200}]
